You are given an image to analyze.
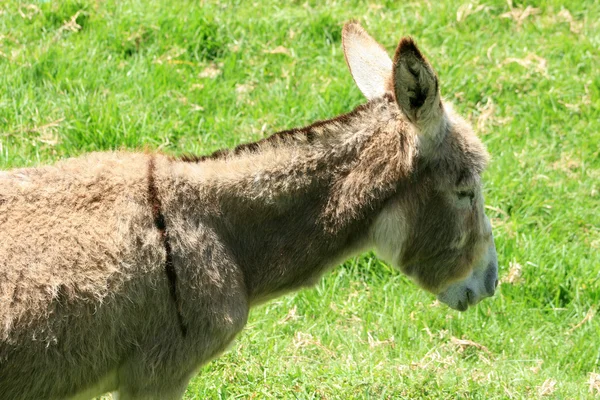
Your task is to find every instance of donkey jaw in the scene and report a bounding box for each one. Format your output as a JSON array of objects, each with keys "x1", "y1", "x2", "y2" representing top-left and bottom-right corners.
[{"x1": 436, "y1": 239, "x2": 498, "y2": 311}]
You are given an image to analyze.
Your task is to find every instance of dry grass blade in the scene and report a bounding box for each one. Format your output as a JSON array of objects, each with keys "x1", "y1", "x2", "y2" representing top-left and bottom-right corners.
[
  {"x1": 476, "y1": 98, "x2": 495, "y2": 133},
  {"x1": 366, "y1": 332, "x2": 395, "y2": 348},
  {"x1": 2, "y1": 118, "x2": 65, "y2": 141},
  {"x1": 18, "y1": 4, "x2": 41, "y2": 20},
  {"x1": 567, "y1": 307, "x2": 596, "y2": 334},
  {"x1": 293, "y1": 332, "x2": 335, "y2": 357},
  {"x1": 501, "y1": 53, "x2": 548, "y2": 75},
  {"x1": 199, "y1": 64, "x2": 222, "y2": 79},
  {"x1": 24, "y1": 118, "x2": 65, "y2": 134},
  {"x1": 485, "y1": 205, "x2": 509, "y2": 218},
  {"x1": 538, "y1": 378, "x2": 557, "y2": 396},
  {"x1": 456, "y1": 3, "x2": 486, "y2": 22},
  {"x1": 263, "y1": 46, "x2": 291, "y2": 56},
  {"x1": 557, "y1": 9, "x2": 582, "y2": 34},
  {"x1": 501, "y1": 261, "x2": 523, "y2": 285},
  {"x1": 451, "y1": 337, "x2": 492, "y2": 356},
  {"x1": 235, "y1": 83, "x2": 254, "y2": 95},
  {"x1": 500, "y1": 5, "x2": 540, "y2": 26},
  {"x1": 60, "y1": 11, "x2": 84, "y2": 33},
  {"x1": 278, "y1": 305, "x2": 299, "y2": 324},
  {"x1": 153, "y1": 47, "x2": 189, "y2": 65},
  {"x1": 590, "y1": 373, "x2": 600, "y2": 395}
]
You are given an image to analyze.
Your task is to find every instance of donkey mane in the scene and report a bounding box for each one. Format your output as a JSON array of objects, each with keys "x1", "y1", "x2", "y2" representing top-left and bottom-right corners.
[{"x1": 176, "y1": 94, "x2": 397, "y2": 163}]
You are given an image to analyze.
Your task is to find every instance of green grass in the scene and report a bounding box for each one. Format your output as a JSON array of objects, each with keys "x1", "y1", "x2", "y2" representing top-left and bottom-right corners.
[{"x1": 2, "y1": 0, "x2": 599, "y2": 398}]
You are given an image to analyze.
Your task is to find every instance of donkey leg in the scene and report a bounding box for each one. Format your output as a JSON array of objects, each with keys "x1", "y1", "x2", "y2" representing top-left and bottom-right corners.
[
  {"x1": 114, "y1": 376, "x2": 191, "y2": 400},
  {"x1": 111, "y1": 356, "x2": 196, "y2": 400}
]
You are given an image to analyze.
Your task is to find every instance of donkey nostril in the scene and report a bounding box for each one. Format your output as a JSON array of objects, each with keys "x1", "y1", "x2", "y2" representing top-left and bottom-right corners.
[{"x1": 466, "y1": 288, "x2": 475, "y2": 305}]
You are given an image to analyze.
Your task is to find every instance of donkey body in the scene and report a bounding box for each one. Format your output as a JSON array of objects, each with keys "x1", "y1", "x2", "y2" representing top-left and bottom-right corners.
[{"x1": 0, "y1": 23, "x2": 497, "y2": 399}]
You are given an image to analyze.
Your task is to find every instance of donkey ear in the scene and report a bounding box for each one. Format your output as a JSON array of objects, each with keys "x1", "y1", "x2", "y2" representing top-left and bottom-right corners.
[
  {"x1": 392, "y1": 38, "x2": 443, "y2": 132},
  {"x1": 342, "y1": 22, "x2": 393, "y2": 100}
]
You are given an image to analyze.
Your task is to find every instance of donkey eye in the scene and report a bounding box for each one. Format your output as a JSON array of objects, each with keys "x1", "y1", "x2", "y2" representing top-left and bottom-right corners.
[{"x1": 456, "y1": 190, "x2": 475, "y2": 201}]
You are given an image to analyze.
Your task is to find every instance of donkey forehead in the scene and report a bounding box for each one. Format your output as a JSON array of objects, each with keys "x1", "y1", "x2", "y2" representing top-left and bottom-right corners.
[
  {"x1": 448, "y1": 105, "x2": 489, "y2": 164},
  {"x1": 426, "y1": 113, "x2": 489, "y2": 185}
]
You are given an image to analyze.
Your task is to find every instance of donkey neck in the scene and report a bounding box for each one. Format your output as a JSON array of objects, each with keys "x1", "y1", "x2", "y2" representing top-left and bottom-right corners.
[{"x1": 165, "y1": 95, "x2": 415, "y2": 303}]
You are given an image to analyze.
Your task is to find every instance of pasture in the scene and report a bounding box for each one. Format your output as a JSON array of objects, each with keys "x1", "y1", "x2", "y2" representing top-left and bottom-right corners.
[{"x1": 1, "y1": 0, "x2": 599, "y2": 398}]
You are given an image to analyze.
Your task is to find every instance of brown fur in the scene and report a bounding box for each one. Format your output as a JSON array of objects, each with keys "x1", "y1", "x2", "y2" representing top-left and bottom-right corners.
[{"x1": 0, "y1": 22, "x2": 493, "y2": 399}]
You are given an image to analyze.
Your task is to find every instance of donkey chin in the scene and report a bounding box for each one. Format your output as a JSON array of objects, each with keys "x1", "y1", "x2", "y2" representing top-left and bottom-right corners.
[{"x1": 437, "y1": 239, "x2": 499, "y2": 311}]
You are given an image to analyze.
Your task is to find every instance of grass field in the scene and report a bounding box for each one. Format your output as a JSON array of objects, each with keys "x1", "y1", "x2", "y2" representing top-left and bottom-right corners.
[{"x1": 1, "y1": 0, "x2": 599, "y2": 398}]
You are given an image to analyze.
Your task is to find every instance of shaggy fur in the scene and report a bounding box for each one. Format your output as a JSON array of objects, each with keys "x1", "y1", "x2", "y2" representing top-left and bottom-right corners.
[{"x1": 0, "y1": 22, "x2": 494, "y2": 399}]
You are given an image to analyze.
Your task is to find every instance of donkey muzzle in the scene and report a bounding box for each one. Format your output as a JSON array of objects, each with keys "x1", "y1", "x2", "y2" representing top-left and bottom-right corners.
[{"x1": 437, "y1": 240, "x2": 498, "y2": 312}]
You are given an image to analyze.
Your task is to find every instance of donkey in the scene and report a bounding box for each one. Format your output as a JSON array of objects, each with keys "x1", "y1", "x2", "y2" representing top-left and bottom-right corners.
[{"x1": 0, "y1": 22, "x2": 497, "y2": 399}]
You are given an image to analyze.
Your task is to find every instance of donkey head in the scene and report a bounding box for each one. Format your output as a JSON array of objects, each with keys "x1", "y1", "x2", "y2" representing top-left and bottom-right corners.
[{"x1": 342, "y1": 22, "x2": 498, "y2": 311}]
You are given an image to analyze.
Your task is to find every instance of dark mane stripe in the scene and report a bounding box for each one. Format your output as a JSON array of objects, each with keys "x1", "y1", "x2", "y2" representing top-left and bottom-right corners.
[
  {"x1": 177, "y1": 94, "x2": 394, "y2": 163},
  {"x1": 147, "y1": 156, "x2": 188, "y2": 337}
]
